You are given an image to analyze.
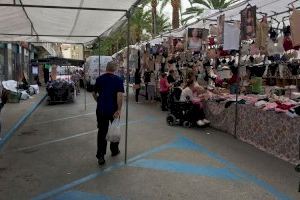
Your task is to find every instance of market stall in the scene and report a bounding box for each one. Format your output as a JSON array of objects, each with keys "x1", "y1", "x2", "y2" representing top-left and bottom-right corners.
[{"x1": 112, "y1": 0, "x2": 300, "y2": 165}]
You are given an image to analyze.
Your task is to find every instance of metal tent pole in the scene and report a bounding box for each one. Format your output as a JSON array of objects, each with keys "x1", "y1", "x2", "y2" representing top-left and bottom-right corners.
[
  {"x1": 125, "y1": 11, "x2": 131, "y2": 164},
  {"x1": 234, "y1": 38, "x2": 242, "y2": 139},
  {"x1": 82, "y1": 44, "x2": 86, "y2": 111},
  {"x1": 98, "y1": 37, "x2": 101, "y2": 76}
]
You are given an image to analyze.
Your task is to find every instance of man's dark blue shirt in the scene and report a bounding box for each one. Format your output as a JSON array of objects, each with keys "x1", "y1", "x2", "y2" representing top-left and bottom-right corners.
[{"x1": 94, "y1": 73, "x2": 124, "y2": 115}]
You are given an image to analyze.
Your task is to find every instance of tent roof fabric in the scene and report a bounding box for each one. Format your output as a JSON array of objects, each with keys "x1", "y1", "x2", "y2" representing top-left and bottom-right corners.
[
  {"x1": 144, "y1": 0, "x2": 299, "y2": 45},
  {"x1": 0, "y1": 0, "x2": 140, "y2": 44}
]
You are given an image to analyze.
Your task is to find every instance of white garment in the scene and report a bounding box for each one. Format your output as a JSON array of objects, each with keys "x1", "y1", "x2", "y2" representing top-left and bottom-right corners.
[
  {"x1": 188, "y1": 39, "x2": 202, "y2": 51},
  {"x1": 180, "y1": 87, "x2": 193, "y2": 102},
  {"x1": 223, "y1": 23, "x2": 241, "y2": 50},
  {"x1": 148, "y1": 73, "x2": 156, "y2": 86}
]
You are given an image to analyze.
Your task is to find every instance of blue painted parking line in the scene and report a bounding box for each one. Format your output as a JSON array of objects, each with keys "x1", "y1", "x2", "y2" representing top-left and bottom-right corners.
[
  {"x1": 52, "y1": 190, "x2": 125, "y2": 200},
  {"x1": 157, "y1": 136, "x2": 292, "y2": 200},
  {"x1": 31, "y1": 135, "x2": 291, "y2": 200},
  {"x1": 130, "y1": 159, "x2": 241, "y2": 180},
  {"x1": 0, "y1": 94, "x2": 47, "y2": 151}
]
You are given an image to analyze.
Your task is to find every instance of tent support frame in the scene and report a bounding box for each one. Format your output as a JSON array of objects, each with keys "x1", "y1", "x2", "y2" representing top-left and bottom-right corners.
[
  {"x1": 98, "y1": 38, "x2": 101, "y2": 76},
  {"x1": 0, "y1": 3, "x2": 128, "y2": 12},
  {"x1": 125, "y1": 10, "x2": 131, "y2": 164}
]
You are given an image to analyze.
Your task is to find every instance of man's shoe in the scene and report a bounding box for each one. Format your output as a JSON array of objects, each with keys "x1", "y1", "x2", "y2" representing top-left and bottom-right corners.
[
  {"x1": 98, "y1": 157, "x2": 105, "y2": 165},
  {"x1": 111, "y1": 150, "x2": 120, "y2": 157}
]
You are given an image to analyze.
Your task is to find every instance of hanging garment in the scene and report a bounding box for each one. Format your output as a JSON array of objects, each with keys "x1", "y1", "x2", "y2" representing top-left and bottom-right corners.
[
  {"x1": 250, "y1": 43, "x2": 260, "y2": 55},
  {"x1": 290, "y1": 9, "x2": 300, "y2": 47},
  {"x1": 256, "y1": 18, "x2": 269, "y2": 53},
  {"x1": 283, "y1": 36, "x2": 294, "y2": 51},
  {"x1": 210, "y1": 25, "x2": 218, "y2": 36},
  {"x1": 223, "y1": 23, "x2": 240, "y2": 50}
]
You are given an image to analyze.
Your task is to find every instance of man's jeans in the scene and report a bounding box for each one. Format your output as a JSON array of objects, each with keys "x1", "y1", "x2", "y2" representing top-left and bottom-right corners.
[{"x1": 96, "y1": 111, "x2": 119, "y2": 159}]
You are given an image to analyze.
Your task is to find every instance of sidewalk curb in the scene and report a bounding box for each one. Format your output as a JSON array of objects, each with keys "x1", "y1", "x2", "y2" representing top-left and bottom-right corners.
[{"x1": 0, "y1": 94, "x2": 47, "y2": 151}]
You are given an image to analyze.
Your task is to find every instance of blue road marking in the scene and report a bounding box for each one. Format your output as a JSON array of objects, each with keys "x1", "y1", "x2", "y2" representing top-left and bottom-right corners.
[
  {"x1": 130, "y1": 159, "x2": 241, "y2": 180},
  {"x1": 165, "y1": 136, "x2": 292, "y2": 200},
  {"x1": 52, "y1": 190, "x2": 125, "y2": 200},
  {"x1": 31, "y1": 135, "x2": 292, "y2": 200},
  {"x1": 0, "y1": 94, "x2": 47, "y2": 151}
]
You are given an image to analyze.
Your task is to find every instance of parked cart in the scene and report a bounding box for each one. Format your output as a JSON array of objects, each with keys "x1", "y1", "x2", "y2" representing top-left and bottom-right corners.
[{"x1": 46, "y1": 80, "x2": 75, "y2": 104}]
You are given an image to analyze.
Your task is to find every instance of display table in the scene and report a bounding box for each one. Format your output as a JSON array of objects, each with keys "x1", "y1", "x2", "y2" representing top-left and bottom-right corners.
[{"x1": 204, "y1": 101, "x2": 300, "y2": 165}]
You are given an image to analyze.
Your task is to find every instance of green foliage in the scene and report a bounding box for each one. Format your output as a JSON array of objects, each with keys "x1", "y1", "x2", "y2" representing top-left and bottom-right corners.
[
  {"x1": 183, "y1": 0, "x2": 235, "y2": 23},
  {"x1": 91, "y1": 4, "x2": 171, "y2": 56}
]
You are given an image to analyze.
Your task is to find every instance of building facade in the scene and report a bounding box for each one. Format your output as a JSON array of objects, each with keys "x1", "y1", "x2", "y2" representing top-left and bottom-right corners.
[
  {"x1": 61, "y1": 44, "x2": 83, "y2": 60},
  {"x1": 0, "y1": 42, "x2": 62, "y2": 82}
]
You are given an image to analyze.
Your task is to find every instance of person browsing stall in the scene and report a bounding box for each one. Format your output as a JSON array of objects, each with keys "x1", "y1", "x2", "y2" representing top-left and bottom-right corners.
[
  {"x1": 160, "y1": 72, "x2": 170, "y2": 111},
  {"x1": 167, "y1": 69, "x2": 176, "y2": 84},
  {"x1": 181, "y1": 81, "x2": 210, "y2": 127},
  {"x1": 92, "y1": 61, "x2": 124, "y2": 165}
]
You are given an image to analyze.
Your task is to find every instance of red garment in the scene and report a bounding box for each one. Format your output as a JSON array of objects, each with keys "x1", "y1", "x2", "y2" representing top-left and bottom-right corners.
[
  {"x1": 283, "y1": 36, "x2": 293, "y2": 51},
  {"x1": 209, "y1": 37, "x2": 215, "y2": 45},
  {"x1": 228, "y1": 74, "x2": 240, "y2": 84},
  {"x1": 159, "y1": 78, "x2": 169, "y2": 92},
  {"x1": 275, "y1": 101, "x2": 295, "y2": 110}
]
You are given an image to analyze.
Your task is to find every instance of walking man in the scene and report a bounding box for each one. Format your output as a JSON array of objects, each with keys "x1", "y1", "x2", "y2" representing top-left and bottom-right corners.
[{"x1": 92, "y1": 61, "x2": 124, "y2": 165}]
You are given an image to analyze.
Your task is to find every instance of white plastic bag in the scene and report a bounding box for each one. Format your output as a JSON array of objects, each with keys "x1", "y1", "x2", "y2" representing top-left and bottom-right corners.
[{"x1": 106, "y1": 119, "x2": 121, "y2": 142}]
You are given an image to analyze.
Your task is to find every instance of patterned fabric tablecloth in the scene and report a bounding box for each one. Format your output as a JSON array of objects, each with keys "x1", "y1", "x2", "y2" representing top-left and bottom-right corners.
[{"x1": 204, "y1": 101, "x2": 300, "y2": 165}]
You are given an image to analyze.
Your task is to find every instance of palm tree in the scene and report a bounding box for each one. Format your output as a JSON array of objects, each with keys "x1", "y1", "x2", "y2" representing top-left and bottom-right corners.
[
  {"x1": 183, "y1": 0, "x2": 235, "y2": 23},
  {"x1": 151, "y1": 0, "x2": 158, "y2": 36},
  {"x1": 160, "y1": 0, "x2": 181, "y2": 29},
  {"x1": 130, "y1": 8, "x2": 152, "y2": 43},
  {"x1": 146, "y1": 13, "x2": 172, "y2": 34}
]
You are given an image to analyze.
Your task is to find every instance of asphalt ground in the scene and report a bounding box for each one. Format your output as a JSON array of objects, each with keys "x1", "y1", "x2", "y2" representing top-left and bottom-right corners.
[{"x1": 0, "y1": 91, "x2": 299, "y2": 200}]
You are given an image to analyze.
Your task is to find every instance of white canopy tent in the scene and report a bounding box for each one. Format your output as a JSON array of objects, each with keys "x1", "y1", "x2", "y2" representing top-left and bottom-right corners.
[
  {"x1": 0, "y1": 0, "x2": 141, "y2": 44},
  {"x1": 0, "y1": 0, "x2": 143, "y2": 163}
]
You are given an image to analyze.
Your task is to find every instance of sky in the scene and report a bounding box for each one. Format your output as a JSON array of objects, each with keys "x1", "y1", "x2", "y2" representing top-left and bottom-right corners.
[{"x1": 161, "y1": 0, "x2": 191, "y2": 19}]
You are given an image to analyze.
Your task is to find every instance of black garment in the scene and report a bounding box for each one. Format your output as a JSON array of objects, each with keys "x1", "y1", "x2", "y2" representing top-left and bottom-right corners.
[
  {"x1": 167, "y1": 75, "x2": 176, "y2": 84},
  {"x1": 160, "y1": 92, "x2": 168, "y2": 111},
  {"x1": 96, "y1": 112, "x2": 119, "y2": 159},
  {"x1": 269, "y1": 63, "x2": 279, "y2": 76},
  {"x1": 144, "y1": 71, "x2": 151, "y2": 83},
  {"x1": 161, "y1": 63, "x2": 166, "y2": 73},
  {"x1": 225, "y1": 99, "x2": 246, "y2": 108},
  {"x1": 288, "y1": 63, "x2": 299, "y2": 76},
  {"x1": 247, "y1": 65, "x2": 266, "y2": 77},
  {"x1": 134, "y1": 71, "x2": 141, "y2": 84},
  {"x1": 135, "y1": 88, "x2": 140, "y2": 102},
  {"x1": 43, "y1": 66, "x2": 49, "y2": 83},
  {"x1": 191, "y1": 104, "x2": 205, "y2": 121}
]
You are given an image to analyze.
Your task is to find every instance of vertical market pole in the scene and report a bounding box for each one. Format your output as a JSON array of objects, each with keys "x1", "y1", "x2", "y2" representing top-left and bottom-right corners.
[
  {"x1": 98, "y1": 37, "x2": 101, "y2": 76},
  {"x1": 82, "y1": 44, "x2": 87, "y2": 111},
  {"x1": 125, "y1": 10, "x2": 131, "y2": 164}
]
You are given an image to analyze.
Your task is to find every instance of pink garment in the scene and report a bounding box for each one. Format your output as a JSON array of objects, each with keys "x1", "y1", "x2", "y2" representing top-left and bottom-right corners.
[
  {"x1": 263, "y1": 103, "x2": 278, "y2": 111},
  {"x1": 275, "y1": 108, "x2": 288, "y2": 113},
  {"x1": 192, "y1": 97, "x2": 204, "y2": 109},
  {"x1": 159, "y1": 78, "x2": 169, "y2": 93}
]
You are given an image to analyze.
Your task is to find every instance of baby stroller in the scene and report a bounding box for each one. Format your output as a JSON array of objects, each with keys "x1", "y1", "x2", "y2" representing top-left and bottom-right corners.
[{"x1": 166, "y1": 86, "x2": 195, "y2": 128}]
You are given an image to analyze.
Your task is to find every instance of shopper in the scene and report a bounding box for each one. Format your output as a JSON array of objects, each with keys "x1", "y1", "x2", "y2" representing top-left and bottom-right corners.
[
  {"x1": 160, "y1": 72, "x2": 170, "y2": 111},
  {"x1": 147, "y1": 70, "x2": 156, "y2": 103},
  {"x1": 134, "y1": 68, "x2": 142, "y2": 103},
  {"x1": 0, "y1": 88, "x2": 9, "y2": 139},
  {"x1": 167, "y1": 69, "x2": 176, "y2": 84},
  {"x1": 144, "y1": 68, "x2": 151, "y2": 101},
  {"x1": 180, "y1": 79, "x2": 210, "y2": 127},
  {"x1": 92, "y1": 61, "x2": 124, "y2": 165}
]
